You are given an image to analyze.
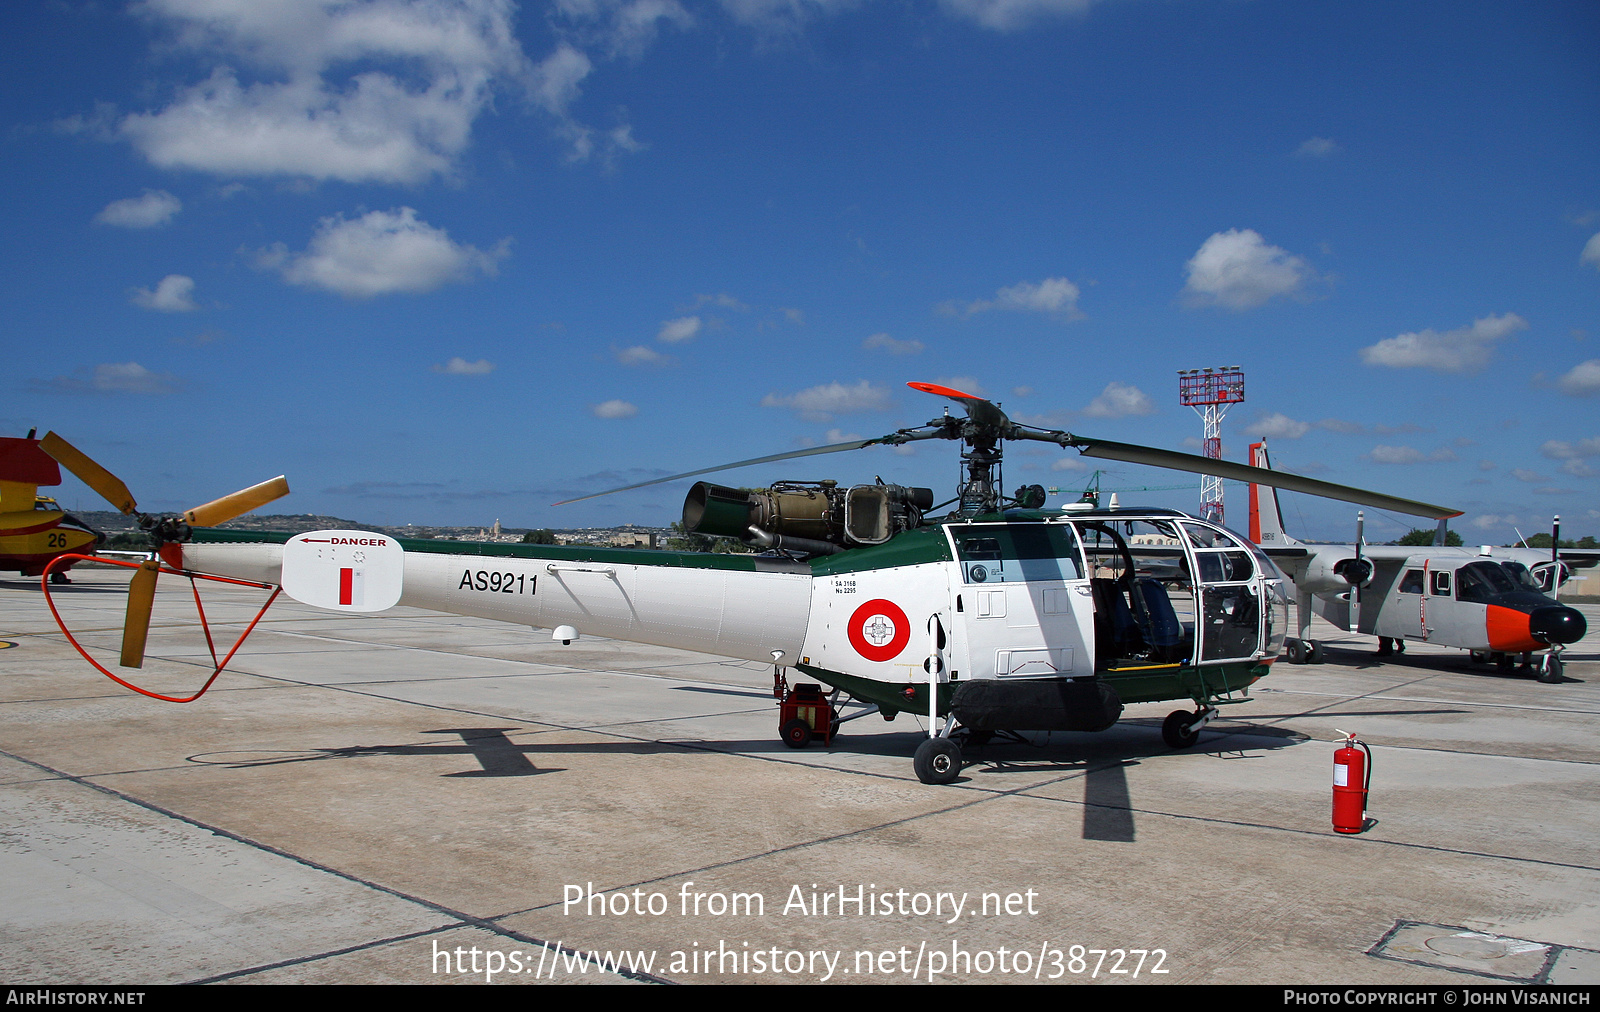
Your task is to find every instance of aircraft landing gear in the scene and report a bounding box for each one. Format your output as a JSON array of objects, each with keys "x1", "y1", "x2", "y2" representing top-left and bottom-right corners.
[
  {"x1": 1284, "y1": 638, "x2": 1326, "y2": 665},
  {"x1": 1162, "y1": 706, "x2": 1217, "y2": 749},
  {"x1": 1495, "y1": 652, "x2": 1515, "y2": 672},
  {"x1": 914, "y1": 737, "x2": 962, "y2": 785},
  {"x1": 1538, "y1": 653, "x2": 1564, "y2": 683},
  {"x1": 49, "y1": 571, "x2": 71, "y2": 585}
]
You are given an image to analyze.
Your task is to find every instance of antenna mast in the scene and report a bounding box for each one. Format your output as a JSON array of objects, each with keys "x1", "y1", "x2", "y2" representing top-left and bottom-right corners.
[{"x1": 1178, "y1": 366, "x2": 1245, "y2": 523}]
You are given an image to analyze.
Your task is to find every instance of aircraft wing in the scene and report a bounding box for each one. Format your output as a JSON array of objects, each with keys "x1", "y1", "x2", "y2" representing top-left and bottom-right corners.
[
  {"x1": 1556, "y1": 548, "x2": 1600, "y2": 571},
  {"x1": 1261, "y1": 546, "x2": 1311, "y2": 582}
]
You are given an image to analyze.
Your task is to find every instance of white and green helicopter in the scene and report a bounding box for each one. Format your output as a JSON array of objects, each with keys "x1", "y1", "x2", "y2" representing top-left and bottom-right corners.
[{"x1": 38, "y1": 382, "x2": 1460, "y2": 784}]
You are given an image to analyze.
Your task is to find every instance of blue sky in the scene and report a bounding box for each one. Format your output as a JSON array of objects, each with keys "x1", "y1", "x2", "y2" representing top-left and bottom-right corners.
[{"x1": 4, "y1": 0, "x2": 1597, "y2": 542}]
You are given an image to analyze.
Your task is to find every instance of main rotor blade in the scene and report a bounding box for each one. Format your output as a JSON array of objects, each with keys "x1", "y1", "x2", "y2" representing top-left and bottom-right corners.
[
  {"x1": 907, "y1": 381, "x2": 1008, "y2": 428},
  {"x1": 121, "y1": 559, "x2": 159, "y2": 669},
  {"x1": 552, "y1": 434, "x2": 922, "y2": 506},
  {"x1": 39, "y1": 432, "x2": 139, "y2": 515},
  {"x1": 1066, "y1": 437, "x2": 1461, "y2": 520},
  {"x1": 182, "y1": 476, "x2": 290, "y2": 528}
]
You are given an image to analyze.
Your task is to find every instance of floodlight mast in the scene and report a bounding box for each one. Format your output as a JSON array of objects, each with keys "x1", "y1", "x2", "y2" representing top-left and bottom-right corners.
[{"x1": 1178, "y1": 367, "x2": 1245, "y2": 524}]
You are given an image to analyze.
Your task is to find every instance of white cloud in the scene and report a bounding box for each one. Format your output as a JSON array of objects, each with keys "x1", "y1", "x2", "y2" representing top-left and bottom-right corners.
[
  {"x1": 694, "y1": 292, "x2": 748, "y2": 311},
  {"x1": 1540, "y1": 437, "x2": 1600, "y2": 479},
  {"x1": 1472, "y1": 514, "x2": 1516, "y2": 531},
  {"x1": 862, "y1": 333, "x2": 924, "y2": 355},
  {"x1": 95, "y1": 362, "x2": 182, "y2": 394},
  {"x1": 431, "y1": 357, "x2": 494, "y2": 375},
  {"x1": 1583, "y1": 232, "x2": 1600, "y2": 270},
  {"x1": 258, "y1": 207, "x2": 508, "y2": 298},
  {"x1": 943, "y1": 277, "x2": 1083, "y2": 320},
  {"x1": 1183, "y1": 229, "x2": 1316, "y2": 310},
  {"x1": 1051, "y1": 457, "x2": 1087, "y2": 471},
  {"x1": 592, "y1": 399, "x2": 638, "y2": 418},
  {"x1": 1359, "y1": 313, "x2": 1527, "y2": 374},
  {"x1": 555, "y1": 0, "x2": 693, "y2": 59},
  {"x1": 33, "y1": 362, "x2": 185, "y2": 395},
  {"x1": 657, "y1": 316, "x2": 701, "y2": 343},
  {"x1": 1368, "y1": 445, "x2": 1456, "y2": 464},
  {"x1": 1369, "y1": 445, "x2": 1425, "y2": 464},
  {"x1": 1083, "y1": 381, "x2": 1154, "y2": 418},
  {"x1": 95, "y1": 190, "x2": 182, "y2": 228},
  {"x1": 615, "y1": 345, "x2": 668, "y2": 365},
  {"x1": 1294, "y1": 137, "x2": 1339, "y2": 158},
  {"x1": 761, "y1": 380, "x2": 893, "y2": 422},
  {"x1": 1510, "y1": 468, "x2": 1547, "y2": 483},
  {"x1": 716, "y1": 0, "x2": 860, "y2": 32},
  {"x1": 1557, "y1": 359, "x2": 1600, "y2": 396},
  {"x1": 130, "y1": 274, "x2": 198, "y2": 312},
  {"x1": 938, "y1": 0, "x2": 1094, "y2": 32},
  {"x1": 116, "y1": 0, "x2": 535, "y2": 184},
  {"x1": 1248, "y1": 412, "x2": 1310, "y2": 440}
]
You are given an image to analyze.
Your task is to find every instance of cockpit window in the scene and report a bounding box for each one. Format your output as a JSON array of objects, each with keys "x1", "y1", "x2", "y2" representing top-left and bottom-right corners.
[
  {"x1": 1457, "y1": 561, "x2": 1518, "y2": 603},
  {"x1": 1499, "y1": 562, "x2": 1539, "y2": 592}
]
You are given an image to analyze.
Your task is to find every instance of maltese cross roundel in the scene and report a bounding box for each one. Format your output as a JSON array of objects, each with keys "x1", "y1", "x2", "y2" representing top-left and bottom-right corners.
[{"x1": 847, "y1": 599, "x2": 911, "y2": 662}]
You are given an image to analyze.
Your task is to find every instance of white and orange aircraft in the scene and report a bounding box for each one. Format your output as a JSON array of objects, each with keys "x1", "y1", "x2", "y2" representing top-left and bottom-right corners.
[{"x1": 1245, "y1": 441, "x2": 1589, "y2": 681}]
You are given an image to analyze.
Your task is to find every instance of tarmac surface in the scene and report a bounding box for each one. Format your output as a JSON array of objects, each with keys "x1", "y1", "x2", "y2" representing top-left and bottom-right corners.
[{"x1": 2, "y1": 568, "x2": 1598, "y2": 986}]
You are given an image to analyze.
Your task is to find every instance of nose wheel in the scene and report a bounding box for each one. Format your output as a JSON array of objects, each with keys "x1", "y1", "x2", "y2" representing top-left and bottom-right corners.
[
  {"x1": 1162, "y1": 705, "x2": 1218, "y2": 749},
  {"x1": 1538, "y1": 652, "x2": 1564, "y2": 684}
]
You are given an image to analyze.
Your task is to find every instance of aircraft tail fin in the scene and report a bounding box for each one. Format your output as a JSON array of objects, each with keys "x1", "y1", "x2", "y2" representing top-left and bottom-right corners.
[{"x1": 1247, "y1": 441, "x2": 1301, "y2": 546}]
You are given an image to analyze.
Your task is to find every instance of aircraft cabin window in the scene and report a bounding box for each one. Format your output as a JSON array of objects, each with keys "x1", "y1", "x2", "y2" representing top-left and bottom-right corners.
[
  {"x1": 1195, "y1": 550, "x2": 1254, "y2": 583},
  {"x1": 1430, "y1": 571, "x2": 1451, "y2": 596},
  {"x1": 954, "y1": 524, "x2": 1083, "y2": 584},
  {"x1": 1399, "y1": 570, "x2": 1424, "y2": 594},
  {"x1": 1182, "y1": 524, "x2": 1242, "y2": 550}
]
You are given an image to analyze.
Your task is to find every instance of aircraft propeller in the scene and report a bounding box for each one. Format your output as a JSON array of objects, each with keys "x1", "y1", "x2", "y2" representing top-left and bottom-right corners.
[
  {"x1": 558, "y1": 381, "x2": 1463, "y2": 522},
  {"x1": 38, "y1": 432, "x2": 289, "y2": 668}
]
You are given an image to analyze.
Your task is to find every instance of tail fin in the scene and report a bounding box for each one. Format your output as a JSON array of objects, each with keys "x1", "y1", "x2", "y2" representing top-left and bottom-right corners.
[{"x1": 1248, "y1": 441, "x2": 1301, "y2": 546}]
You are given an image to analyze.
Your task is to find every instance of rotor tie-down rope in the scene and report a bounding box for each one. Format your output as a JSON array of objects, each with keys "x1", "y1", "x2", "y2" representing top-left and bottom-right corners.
[{"x1": 42, "y1": 553, "x2": 280, "y2": 702}]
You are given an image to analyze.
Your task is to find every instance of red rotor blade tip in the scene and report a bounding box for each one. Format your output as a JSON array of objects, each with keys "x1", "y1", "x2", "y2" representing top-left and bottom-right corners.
[{"x1": 908, "y1": 381, "x2": 982, "y2": 401}]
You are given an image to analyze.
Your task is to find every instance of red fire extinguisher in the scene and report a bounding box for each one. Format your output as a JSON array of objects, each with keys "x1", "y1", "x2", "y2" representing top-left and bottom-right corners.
[{"x1": 1332, "y1": 729, "x2": 1372, "y2": 834}]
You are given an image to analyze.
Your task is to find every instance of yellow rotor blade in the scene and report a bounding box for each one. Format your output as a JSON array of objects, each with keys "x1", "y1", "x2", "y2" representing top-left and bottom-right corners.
[
  {"x1": 39, "y1": 432, "x2": 139, "y2": 515},
  {"x1": 121, "y1": 559, "x2": 159, "y2": 669},
  {"x1": 182, "y1": 476, "x2": 290, "y2": 528}
]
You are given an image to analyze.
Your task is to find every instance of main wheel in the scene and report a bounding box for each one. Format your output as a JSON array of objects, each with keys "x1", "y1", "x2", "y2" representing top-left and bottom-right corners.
[
  {"x1": 1538, "y1": 655, "x2": 1563, "y2": 683},
  {"x1": 1307, "y1": 640, "x2": 1325, "y2": 664},
  {"x1": 1284, "y1": 638, "x2": 1306, "y2": 664},
  {"x1": 781, "y1": 718, "x2": 813, "y2": 749},
  {"x1": 913, "y1": 737, "x2": 962, "y2": 784},
  {"x1": 1495, "y1": 653, "x2": 1515, "y2": 672},
  {"x1": 1162, "y1": 710, "x2": 1199, "y2": 749}
]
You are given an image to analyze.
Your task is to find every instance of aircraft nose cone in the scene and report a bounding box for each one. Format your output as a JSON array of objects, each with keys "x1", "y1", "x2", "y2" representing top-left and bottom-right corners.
[{"x1": 1530, "y1": 605, "x2": 1587, "y2": 645}]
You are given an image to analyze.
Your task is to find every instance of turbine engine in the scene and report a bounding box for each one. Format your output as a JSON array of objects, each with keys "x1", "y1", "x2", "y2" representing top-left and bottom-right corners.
[{"x1": 683, "y1": 480, "x2": 934, "y2": 555}]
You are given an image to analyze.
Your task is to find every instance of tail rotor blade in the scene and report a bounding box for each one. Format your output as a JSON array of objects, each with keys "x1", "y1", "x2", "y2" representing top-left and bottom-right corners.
[
  {"x1": 39, "y1": 432, "x2": 140, "y2": 515},
  {"x1": 183, "y1": 476, "x2": 290, "y2": 528},
  {"x1": 121, "y1": 559, "x2": 159, "y2": 669}
]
